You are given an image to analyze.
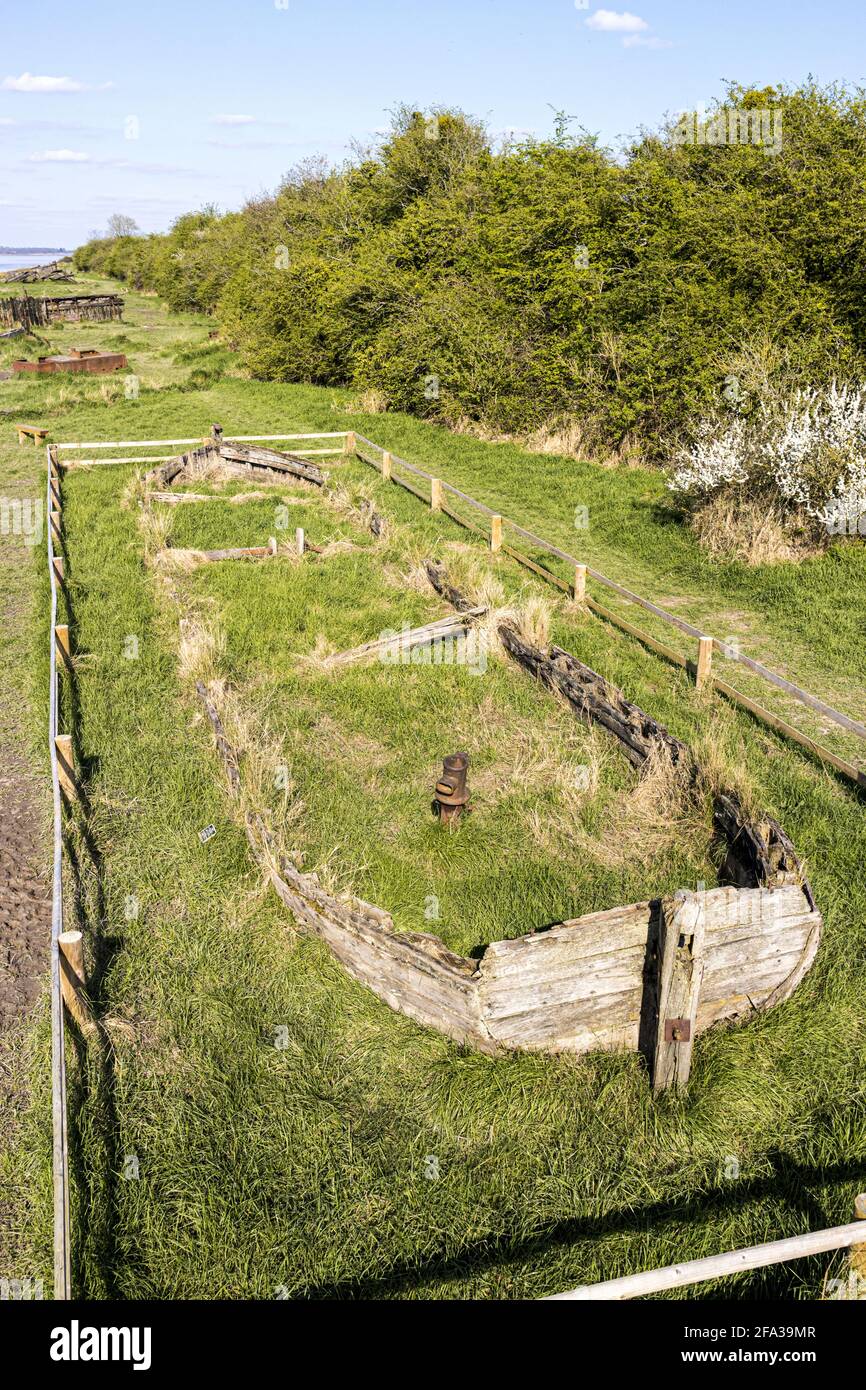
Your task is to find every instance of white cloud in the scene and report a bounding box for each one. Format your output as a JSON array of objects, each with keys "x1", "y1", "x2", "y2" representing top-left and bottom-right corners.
[
  {"x1": 585, "y1": 9, "x2": 648, "y2": 32},
  {"x1": 623, "y1": 33, "x2": 673, "y2": 48},
  {"x1": 210, "y1": 113, "x2": 257, "y2": 125},
  {"x1": 28, "y1": 148, "x2": 90, "y2": 162},
  {"x1": 2, "y1": 72, "x2": 112, "y2": 93}
]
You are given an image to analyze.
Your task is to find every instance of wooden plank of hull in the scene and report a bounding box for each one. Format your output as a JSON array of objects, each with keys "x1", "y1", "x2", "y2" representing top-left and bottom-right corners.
[
  {"x1": 194, "y1": 678, "x2": 821, "y2": 1060},
  {"x1": 268, "y1": 869, "x2": 492, "y2": 1051},
  {"x1": 476, "y1": 886, "x2": 818, "y2": 1053}
]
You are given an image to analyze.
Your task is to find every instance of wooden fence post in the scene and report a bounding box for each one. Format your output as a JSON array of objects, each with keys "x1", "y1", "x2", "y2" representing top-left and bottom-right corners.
[
  {"x1": 381, "y1": 450, "x2": 392, "y2": 481},
  {"x1": 653, "y1": 889, "x2": 705, "y2": 1092},
  {"x1": 58, "y1": 931, "x2": 94, "y2": 1033},
  {"x1": 490, "y1": 515, "x2": 503, "y2": 553},
  {"x1": 695, "y1": 636, "x2": 713, "y2": 690},
  {"x1": 573, "y1": 564, "x2": 587, "y2": 604},
  {"x1": 54, "y1": 624, "x2": 71, "y2": 668},
  {"x1": 52, "y1": 556, "x2": 64, "y2": 584},
  {"x1": 295, "y1": 527, "x2": 305, "y2": 557},
  {"x1": 430, "y1": 477, "x2": 442, "y2": 512},
  {"x1": 268, "y1": 536, "x2": 277, "y2": 556},
  {"x1": 50, "y1": 510, "x2": 62, "y2": 543},
  {"x1": 851, "y1": 1193, "x2": 866, "y2": 1294},
  {"x1": 50, "y1": 478, "x2": 62, "y2": 509},
  {"x1": 344, "y1": 431, "x2": 356, "y2": 457},
  {"x1": 54, "y1": 734, "x2": 76, "y2": 801}
]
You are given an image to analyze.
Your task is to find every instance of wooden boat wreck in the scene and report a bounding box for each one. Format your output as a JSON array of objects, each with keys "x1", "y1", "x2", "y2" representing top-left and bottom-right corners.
[
  {"x1": 156, "y1": 444, "x2": 820, "y2": 1091},
  {"x1": 0, "y1": 293, "x2": 123, "y2": 331}
]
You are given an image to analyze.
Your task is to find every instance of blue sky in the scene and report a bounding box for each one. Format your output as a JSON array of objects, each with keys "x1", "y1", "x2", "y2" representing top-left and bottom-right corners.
[{"x1": 1, "y1": 0, "x2": 865, "y2": 246}]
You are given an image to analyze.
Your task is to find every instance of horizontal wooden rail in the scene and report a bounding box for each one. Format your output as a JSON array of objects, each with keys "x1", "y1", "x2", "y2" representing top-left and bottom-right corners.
[
  {"x1": 56, "y1": 431, "x2": 349, "y2": 450},
  {"x1": 711, "y1": 677, "x2": 866, "y2": 788},
  {"x1": 67, "y1": 455, "x2": 179, "y2": 467},
  {"x1": 355, "y1": 433, "x2": 866, "y2": 780},
  {"x1": 545, "y1": 1208, "x2": 866, "y2": 1300},
  {"x1": 57, "y1": 437, "x2": 206, "y2": 450}
]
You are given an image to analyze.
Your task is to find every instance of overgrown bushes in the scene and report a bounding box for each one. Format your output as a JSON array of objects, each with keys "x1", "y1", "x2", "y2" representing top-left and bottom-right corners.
[
  {"x1": 75, "y1": 84, "x2": 866, "y2": 471},
  {"x1": 669, "y1": 383, "x2": 866, "y2": 558}
]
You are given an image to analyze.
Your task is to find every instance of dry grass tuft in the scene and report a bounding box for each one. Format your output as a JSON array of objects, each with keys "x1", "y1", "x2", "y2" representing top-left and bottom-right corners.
[
  {"x1": 202, "y1": 680, "x2": 306, "y2": 859},
  {"x1": 523, "y1": 417, "x2": 587, "y2": 459},
  {"x1": 512, "y1": 591, "x2": 553, "y2": 650},
  {"x1": 139, "y1": 507, "x2": 173, "y2": 561},
  {"x1": 120, "y1": 468, "x2": 148, "y2": 512},
  {"x1": 317, "y1": 537, "x2": 358, "y2": 558},
  {"x1": 690, "y1": 717, "x2": 761, "y2": 820},
  {"x1": 585, "y1": 743, "x2": 706, "y2": 869},
  {"x1": 295, "y1": 631, "x2": 341, "y2": 671},
  {"x1": 178, "y1": 613, "x2": 225, "y2": 685},
  {"x1": 326, "y1": 481, "x2": 388, "y2": 541},
  {"x1": 689, "y1": 494, "x2": 818, "y2": 566},
  {"x1": 343, "y1": 386, "x2": 388, "y2": 414},
  {"x1": 437, "y1": 547, "x2": 507, "y2": 612},
  {"x1": 448, "y1": 691, "x2": 608, "y2": 821},
  {"x1": 154, "y1": 545, "x2": 210, "y2": 573},
  {"x1": 229, "y1": 490, "x2": 272, "y2": 505}
]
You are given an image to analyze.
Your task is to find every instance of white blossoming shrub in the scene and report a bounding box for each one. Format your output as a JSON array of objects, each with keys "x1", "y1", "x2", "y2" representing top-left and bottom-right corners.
[{"x1": 669, "y1": 382, "x2": 866, "y2": 539}]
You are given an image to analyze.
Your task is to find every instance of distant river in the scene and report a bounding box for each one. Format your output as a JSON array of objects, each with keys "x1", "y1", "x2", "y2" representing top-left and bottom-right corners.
[{"x1": 0, "y1": 251, "x2": 70, "y2": 273}]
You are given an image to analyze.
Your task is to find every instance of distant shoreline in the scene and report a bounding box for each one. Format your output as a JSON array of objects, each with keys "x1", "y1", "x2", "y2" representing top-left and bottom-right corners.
[{"x1": 0, "y1": 247, "x2": 70, "y2": 255}]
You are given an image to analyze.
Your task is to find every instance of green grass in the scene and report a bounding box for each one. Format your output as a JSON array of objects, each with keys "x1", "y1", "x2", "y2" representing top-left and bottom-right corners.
[
  {"x1": 163, "y1": 490, "x2": 719, "y2": 957},
  {"x1": 1, "y1": 278, "x2": 864, "y2": 1301}
]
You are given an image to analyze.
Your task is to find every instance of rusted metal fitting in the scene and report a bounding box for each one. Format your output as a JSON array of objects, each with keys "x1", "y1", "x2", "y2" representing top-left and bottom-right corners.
[
  {"x1": 664, "y1": 1018, "x2": 691, "y2": 1043},
  {"x1": 433, "y1": 752, "x2": 471, "y2": 826}
]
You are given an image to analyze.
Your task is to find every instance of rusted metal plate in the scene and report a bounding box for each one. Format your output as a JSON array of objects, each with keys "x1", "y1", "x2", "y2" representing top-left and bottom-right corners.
[
  {"x1": 12, "y1": 349, "x2": 127, "y2": 376},
  {"x1": 664, "y1": 1017, "x2": 691, "y2": 1043}
]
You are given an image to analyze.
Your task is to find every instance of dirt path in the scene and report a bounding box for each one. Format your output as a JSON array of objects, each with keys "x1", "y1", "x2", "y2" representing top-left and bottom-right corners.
[
  {"x1": 0, "y1": 745, "x2": 50, "y2": 1030},
  {"x1": 0, "y1": 452, "x2": 51, "y2": 1031},
  {"x1": 0, "y1": 441, "x2": 52, "y2": 1274}
]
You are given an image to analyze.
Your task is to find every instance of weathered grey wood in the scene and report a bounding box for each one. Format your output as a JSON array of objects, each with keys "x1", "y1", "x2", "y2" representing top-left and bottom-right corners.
[
  {"x1": 475, "y1": 884, "x2": 817, "y2": 1053},
  {"x1": 0, "y1": 293, "x2": 122, "y2": 330},
  {"x1": 323, "y1": 609, "x2": 486, "y2": 669},
  {"x1": 425, "y1": 560, "x2": 486, "y2": 614},
  {"x1": 195, "y1": 682, "x2": 241, "y2": 794},
  {"x1": 546, "y1": 1219, "x2": 866, "y2": 1300},
  {"x1": 652, "y1": 891, "x2": 705, "y2": 1091},
  {"x1": 1, "y1": 259, "x2": 74, "y2": 284},
  {"x1": 219, "y1": 443, "x2": 324, "y2": 486},
  {"x1": 174, "y1": 543, "x2": 275, "y2": 563},
  {"x1": 194, "y1": 680, "x2": 821, "y2": 1062}
]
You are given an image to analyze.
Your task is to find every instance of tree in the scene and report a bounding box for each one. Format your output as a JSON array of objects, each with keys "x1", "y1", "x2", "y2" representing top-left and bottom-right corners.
[{"x1": 107, "y1": 214, "x2": 140, "y2": 238}]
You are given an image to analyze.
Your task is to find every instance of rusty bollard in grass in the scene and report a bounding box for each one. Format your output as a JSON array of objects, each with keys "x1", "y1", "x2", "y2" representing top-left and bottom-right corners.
[{"x1": 433, "y1": 752, "x2": 471, "y2": 828}]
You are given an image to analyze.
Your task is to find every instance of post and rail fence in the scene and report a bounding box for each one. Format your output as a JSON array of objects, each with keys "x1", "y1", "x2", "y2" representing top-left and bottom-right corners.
[
  {"x1": 39, "y1": 421, "x2": 865, "y2": 1297},
  {"x1": 43, "y1": 423, "x2": 866, "y2": 790}
]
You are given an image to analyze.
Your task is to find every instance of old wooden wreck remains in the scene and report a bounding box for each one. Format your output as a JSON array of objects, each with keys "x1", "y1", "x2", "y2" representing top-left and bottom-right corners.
[{"x1": 142, "y1": 437, "x2": 822, "y2": 1091}]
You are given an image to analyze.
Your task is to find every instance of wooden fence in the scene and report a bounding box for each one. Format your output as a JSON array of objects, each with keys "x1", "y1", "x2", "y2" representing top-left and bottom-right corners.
[
  {"x1": 351, "y1": 432, "x2": 866, "y2": 791},
  {"x1": 45, "y1": 444, "x2": 72, "y2": 1300},
  {"x1": 47, "y1": 424, "x2": 866, "y2": 786},
  {"x1": 545, "y1": 1196, "x2": 866, "y2": 1299},
  {"x1": 42, "y1": 423, "x2": 857, "y2": 1300}
]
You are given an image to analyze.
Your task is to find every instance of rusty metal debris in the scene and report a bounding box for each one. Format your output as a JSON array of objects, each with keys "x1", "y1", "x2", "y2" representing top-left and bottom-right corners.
[
  {"x1": 12, "y1": 348, "x2": 127, "y2": 376},
  {"x1": 664, "y1": 1018, "x2": 691, "y2": 1043},
  {"x1": 433, "y1": 752, "x2": 471, "y2": 826}
]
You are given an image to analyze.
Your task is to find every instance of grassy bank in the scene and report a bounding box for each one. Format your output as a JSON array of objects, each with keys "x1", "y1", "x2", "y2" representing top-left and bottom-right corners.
[{"x1": 1, "y1": 275, "x2": 864, "y2": 1299}]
